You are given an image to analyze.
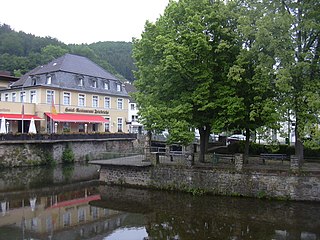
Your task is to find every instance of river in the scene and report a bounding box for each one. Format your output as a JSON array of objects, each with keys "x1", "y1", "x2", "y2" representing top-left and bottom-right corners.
[{"x1": 0, "y1": 164, "x2": 319, "y2": 240}]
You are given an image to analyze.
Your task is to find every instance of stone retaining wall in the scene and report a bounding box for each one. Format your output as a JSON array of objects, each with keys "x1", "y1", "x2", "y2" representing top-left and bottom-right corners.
[
  {"x1": 0, "y1": 139, "x2": 135, "y2": 167},
  {"x1": 99, "y1": 164, "x2": 320, "y2": 201}
]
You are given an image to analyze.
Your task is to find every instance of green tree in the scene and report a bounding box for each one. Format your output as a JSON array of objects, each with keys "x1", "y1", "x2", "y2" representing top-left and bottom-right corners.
[
  {"x1": 41, "y1": 44, "x2": 69, "y2": 63},
  {"x1": 274, "y1": 0, "x2": 320, "y2": 161},
  {"x1": 133, "y1": 0, "x2": 241, "y2": 161},
  {"x1": 226, "y1": 0, "x2": 291, "y2": 160}
]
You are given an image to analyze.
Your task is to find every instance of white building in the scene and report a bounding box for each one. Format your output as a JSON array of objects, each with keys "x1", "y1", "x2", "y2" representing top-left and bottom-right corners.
[{"x1": 124, "y1": 83, "x2": 144, "y2": 134}]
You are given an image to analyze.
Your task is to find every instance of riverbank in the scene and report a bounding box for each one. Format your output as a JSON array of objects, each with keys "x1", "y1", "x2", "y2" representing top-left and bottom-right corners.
[{"x1": 91, "y1": 154, "x2": 320, "y2": 201}]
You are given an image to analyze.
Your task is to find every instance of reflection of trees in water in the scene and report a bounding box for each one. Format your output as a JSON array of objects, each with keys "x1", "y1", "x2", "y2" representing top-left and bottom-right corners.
[
  {"x1": 62, "y1": 164, "x2": 74, "y2": 182},
  {"x1": 96, "y1": 185, "x2": 320, "y2": 240},
  {"x1": 147, "y1": 208, "x2": 278, "y2": 239}
]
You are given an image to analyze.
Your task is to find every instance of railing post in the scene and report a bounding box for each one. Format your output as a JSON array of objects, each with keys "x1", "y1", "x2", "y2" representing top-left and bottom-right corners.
[
  {"x1": 290, "y1": 155, "x2": 301, "y2": 172},
  {"x1": 143, "y1": 134, "x2": 151, "y2": 162},
  {"x1": 184, "y1": 144, "x2": 194, "y2": 166},
  {"x1": 234, "y1": 153, "x2": 243, "y2": 172}
]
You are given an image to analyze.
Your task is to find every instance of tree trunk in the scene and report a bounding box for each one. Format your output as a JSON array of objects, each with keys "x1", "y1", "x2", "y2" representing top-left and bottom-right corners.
[
  {"x1": 199, "y1": 125, "x2": 211, "y2": 163},
  {"x1": 294, "y1": 118, "x2": 304, "y2": 163},
  {"x1": 244, "y1": 128, "x2": 250, "y2": 163}
]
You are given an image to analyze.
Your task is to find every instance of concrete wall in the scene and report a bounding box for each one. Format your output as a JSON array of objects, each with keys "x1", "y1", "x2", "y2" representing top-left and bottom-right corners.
[
  {"x1": 0, "y1": 139, "x2": 135, "y2": 167},
  {"x1": 99, "y1": 165, "x2": 320, "y2": 201}
]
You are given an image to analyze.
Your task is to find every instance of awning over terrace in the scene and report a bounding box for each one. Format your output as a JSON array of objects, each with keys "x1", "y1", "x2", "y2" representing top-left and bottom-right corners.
[
  {"x1": 45, "y1": 113, "x2": 108, "y2": 123},
  {"x1": 0, "y1": 114, "x2": 43, "y2": 120}
]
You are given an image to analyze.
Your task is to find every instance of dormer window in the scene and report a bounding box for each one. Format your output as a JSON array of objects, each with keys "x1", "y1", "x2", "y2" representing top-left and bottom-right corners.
[
  {"x1": 78, "y1": 77, "x2": 84, "y2": 86},
  {"x1": 116, "y1": 83, "x2": 122, "y2": 92},
  {"x1": 104, "y1": 81, "x2": 109, "y2": 90},
  {"x1": 31, "y1": 78, "x2": 37, "y2": 86},
  {"x1": 92, "y1": 79, "x2": 97, "y2": 88},
  {"x1": 46, "y1": 75, "x2": 52, "y2": 85}
]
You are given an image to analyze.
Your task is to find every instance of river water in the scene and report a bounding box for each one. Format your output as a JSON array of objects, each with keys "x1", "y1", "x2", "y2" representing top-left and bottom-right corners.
[{"x1": 0, "y1": 164, "x2": 319, "y2": 240}]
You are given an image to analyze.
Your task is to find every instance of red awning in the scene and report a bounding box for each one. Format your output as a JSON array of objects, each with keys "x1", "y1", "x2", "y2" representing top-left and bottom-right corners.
[
  {"x1": 0, "y1": 114, "x2": 43, "y2": 120},
  {"x1": 48, "y1": 195, "x2": 101, "y2": 209},
  {"x1": 45, "y1": 113, "x2": 108, "y2": 123}
]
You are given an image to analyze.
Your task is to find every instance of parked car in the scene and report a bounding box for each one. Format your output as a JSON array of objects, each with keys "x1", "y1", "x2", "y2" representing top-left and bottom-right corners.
[{"x1": 226, "y1": 134, "x2": 246, "y2": 145}]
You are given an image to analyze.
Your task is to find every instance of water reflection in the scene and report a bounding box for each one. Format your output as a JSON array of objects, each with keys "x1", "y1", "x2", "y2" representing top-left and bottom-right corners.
[
  {"x1": 0, "y1": 165, "x2": 319, "y2": 240},
  {"x1": 0, "y1": 163, "x2": 99, "y2": 192},
  {"x1": 92, "y1": 186, "x2": 320, "y2": 240}
]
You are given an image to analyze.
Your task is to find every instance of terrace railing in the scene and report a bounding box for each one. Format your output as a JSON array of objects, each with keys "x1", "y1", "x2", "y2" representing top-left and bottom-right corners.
[{"x1": 0, "y1": 133, "x2": 137, "y2": 142}]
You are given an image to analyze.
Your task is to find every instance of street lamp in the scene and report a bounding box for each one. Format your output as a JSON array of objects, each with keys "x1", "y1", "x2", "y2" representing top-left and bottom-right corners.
[{"x1": 54, "y1": 122, "x2": 58, "y2": 133}]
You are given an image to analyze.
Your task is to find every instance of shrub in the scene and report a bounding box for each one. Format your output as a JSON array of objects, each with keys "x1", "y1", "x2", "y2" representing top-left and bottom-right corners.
[{"x1": 62, "y1": 143, "x2": 75, "y2": 164}]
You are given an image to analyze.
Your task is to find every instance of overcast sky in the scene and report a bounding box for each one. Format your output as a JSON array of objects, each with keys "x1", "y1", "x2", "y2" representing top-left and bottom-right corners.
[{"x1": 1, "y1": 0, "x2": 170, "y2": 44}]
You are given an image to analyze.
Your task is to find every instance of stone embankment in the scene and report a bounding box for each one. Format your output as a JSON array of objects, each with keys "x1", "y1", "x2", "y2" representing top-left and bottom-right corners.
[
  {"x1": 95, "y1": 153, "x2": 320, "y2": 201},
  {"x1": 0, "y1": 137, "x2": 137, "y2": 167}
]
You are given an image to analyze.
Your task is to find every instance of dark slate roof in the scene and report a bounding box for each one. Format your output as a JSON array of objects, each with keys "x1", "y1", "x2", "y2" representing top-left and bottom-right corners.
[
  {"x1": 11, "y1": 66, "x2": 42, "y2": 87},
  {"x1": 124, "y1": 82, "x2": 137, "y2": 102},
  {"x1": 10, "y1": 54, "x2": 123, "y2": 93},
  {"x1": 34, "y1": 54, "x2": 117, "y2": 79}
]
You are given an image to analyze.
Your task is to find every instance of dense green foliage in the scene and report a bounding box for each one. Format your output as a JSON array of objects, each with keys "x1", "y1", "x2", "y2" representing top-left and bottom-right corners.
[
  {"x1": 133, "y1": 0, "x2": 320, "y2": 162},
  {"x1": 0, "y1": 23, "x2": 135, "y2": 81},
  {"x1": 133, "y1": 0, "x2": 241, "y2": 161},
  {"x1": 62, "y1": 143, "x2": 75, "y2": 164}
]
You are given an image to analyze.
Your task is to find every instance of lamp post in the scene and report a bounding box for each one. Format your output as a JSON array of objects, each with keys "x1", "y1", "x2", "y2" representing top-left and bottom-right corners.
[{"x1": 54, "y1": 122, "x2": 58, "y2": 133}]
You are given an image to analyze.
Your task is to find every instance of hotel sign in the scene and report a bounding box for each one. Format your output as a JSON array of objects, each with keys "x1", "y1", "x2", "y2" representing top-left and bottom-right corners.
[{"x1": 65, "y1": 107, "x2": 109, "y2": 115}]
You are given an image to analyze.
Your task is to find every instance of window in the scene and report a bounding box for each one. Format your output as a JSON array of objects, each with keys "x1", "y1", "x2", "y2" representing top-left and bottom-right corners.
[
  {"x1": 92, "y1": 80, "x2": 97, "y2": 88},
  {"x1": 63, "y1": 212, "x2": 71, "y2": 227},
  {"x1": 20, "y1": 91, "x2": 26, "y2": 103},
  {"x1": 30, "y1": 90, "x2": 37, "y2": 103},
  {"x1": 31, "y1": 78, "x2": 37, "y2": 86},
  {"x1": 46, "y1": 75, "x2": 52, "y2": 85},
  {"x1": 117, "y1": 118, "x2": 123, "y2": 132},
  {"x1": 63, "y1": 123, "x2": 70, "y2": 132},
  {"x1": 78, "y1": 208, "x2": 86, "y2": 223},
  {"x1": 4, "y1": 93, "x2": 9, "y2": 102},
  {"x1": 46, "y1": 90, "x2": 54, "y2": 104},
  {"x1": 104, "y1": 81, "x2": 109, "y2": 90},
  {"x1": 46, "y1": 216, "x2": 53, "y2": 232},
  {"x1": 117, "y1": 98, "x2": 123, "y2": 110},
  {"x1": 90, "y1": 206, "x2": 99, "y2": 220},
  {"x1": 92, "y1": 96, "x2": 98, "y2": 107},
  {"x1": 78, "y1": 77, "x2": 84, "y2": 86},
  {"x1": 31, "y1": 218, "x2": 38, "y2": 231},
  {"x1": 78, "y1": 94, "x2": 85, "y2": 107},
  {"x1": 105, "y1": 117, "x2": 110, "y2": 132},
  {"x1": 63, "y1": 92, "x2": 71, "y2": 105},
  {"x1": 104, "y1": 97, "x2": 110, "y2": 109},
  {"x1": 79, "y1": 123, "x2": 85, "y2": 132},
  {"x1": 116, "y1": 83, "x2": 122, "y2": 92},
  {"x1": 130, "y1": 103, "x2": 135, "y2": 110},
  {"x1": 12, "y1": 93, "x2": 16, "y2": 102},
  {"x1": 132, "y1": 115, "x2": 138, "y2": 122}
]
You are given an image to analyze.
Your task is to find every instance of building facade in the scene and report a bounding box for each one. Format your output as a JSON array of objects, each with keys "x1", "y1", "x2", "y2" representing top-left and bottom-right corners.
[
  {"x1": 0, "y1": 54, "x2": 130, "y2": 134},
  {"x1": 124, "y1": 83, "x2": 144, "y2": 134}
]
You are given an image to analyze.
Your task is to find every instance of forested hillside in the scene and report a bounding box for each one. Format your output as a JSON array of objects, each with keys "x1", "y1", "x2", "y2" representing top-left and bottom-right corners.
[{"x1": 0, "y1": 23, "x2": 135, "y2": 81}]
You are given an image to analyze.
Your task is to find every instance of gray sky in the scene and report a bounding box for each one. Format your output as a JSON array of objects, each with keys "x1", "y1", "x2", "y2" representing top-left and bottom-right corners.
[{"x1": 1, "y1": 0, "x2": 170, "y2": 44}]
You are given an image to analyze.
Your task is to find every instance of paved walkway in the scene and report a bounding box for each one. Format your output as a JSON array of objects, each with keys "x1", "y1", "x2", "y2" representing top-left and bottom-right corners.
[
  {"x1": 90, "y1": 154, "x2": 151, "y2": 167},
  {"x1": 90, "y1": 154, "x2": 320, "y2": 175}
]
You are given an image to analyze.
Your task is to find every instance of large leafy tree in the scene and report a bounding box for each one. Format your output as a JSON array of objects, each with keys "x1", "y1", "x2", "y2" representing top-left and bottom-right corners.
[
  {"x1": 226, "y1": 1, "x2": 292, "y2": 160},
  {"x1": 274, "y1": 0, "x2": 320, "y2": 161},
  {"x1": 133, "y1": 0, "x2": 241, "y2": 161}
]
